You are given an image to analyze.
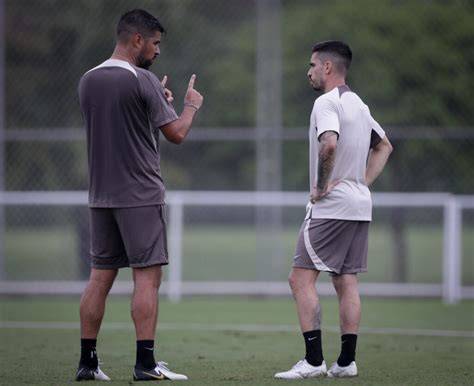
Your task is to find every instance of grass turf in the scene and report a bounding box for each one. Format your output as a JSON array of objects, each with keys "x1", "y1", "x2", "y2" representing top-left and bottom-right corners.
[{"x1": 0, "y1": 296, "x2": 473, "y2": 385}]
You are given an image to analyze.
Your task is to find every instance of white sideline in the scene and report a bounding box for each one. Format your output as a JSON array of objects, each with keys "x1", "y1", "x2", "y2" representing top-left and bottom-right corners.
[
  {"x1": 0, "y1": 321, "x2": 472, "y2": 338},
  {"x1": 3, "y1": 280, "x2": 473, "y2": 298}
]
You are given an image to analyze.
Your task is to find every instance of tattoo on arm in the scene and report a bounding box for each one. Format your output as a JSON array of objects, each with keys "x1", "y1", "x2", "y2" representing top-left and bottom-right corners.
[{"x1": 317, "y1": 131, "x2": 337, "y2": 191}]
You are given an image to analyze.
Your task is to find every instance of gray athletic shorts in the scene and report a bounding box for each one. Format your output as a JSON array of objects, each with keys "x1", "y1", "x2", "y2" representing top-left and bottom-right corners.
[
  {"x1": 89, "y1": 205, "x2": 169, "y2": 269},
  {"x1": 292, "y1": 218, "x2": 369, "y2": 275}
]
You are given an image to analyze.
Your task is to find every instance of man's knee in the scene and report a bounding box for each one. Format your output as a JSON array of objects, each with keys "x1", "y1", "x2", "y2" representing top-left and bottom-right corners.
[
  {"x1": 332, "y1": 274, "x2": 358, "y2": 295},
  {"x1": 288, "y1": 269, "x2": 300, "y2": 292},
  {"x1": 288, "y1": 268, "x2": 316, "y2": 294},
  {"x1": 133, "y1": 265, "x2": 162, "y2": 290},
  {"x1": 332, "y1": 275, "x2": 343, "y2": 293},
  {"x1": 88, "y1": 268, "x2": 118, "y2": 293}
]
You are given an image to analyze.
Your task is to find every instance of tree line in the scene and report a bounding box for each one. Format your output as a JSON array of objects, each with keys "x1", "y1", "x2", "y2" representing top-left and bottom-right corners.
[{"x1": 5, "y1": 0, "x2": 474, "y2": 193}]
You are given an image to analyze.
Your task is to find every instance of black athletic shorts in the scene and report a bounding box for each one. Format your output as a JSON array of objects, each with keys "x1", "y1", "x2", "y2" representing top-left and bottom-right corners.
[{"x1": 89, "y1": 205, "x2": 168, "y2": 269}]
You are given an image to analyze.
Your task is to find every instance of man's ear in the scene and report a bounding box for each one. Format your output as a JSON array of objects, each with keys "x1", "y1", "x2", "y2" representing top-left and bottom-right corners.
[
  {"x1": 132, "y1": 33, "x2": 144, "y2": 49},
  {"x1": 324, "y1": 60, "x2": 332, "y2": 75}
]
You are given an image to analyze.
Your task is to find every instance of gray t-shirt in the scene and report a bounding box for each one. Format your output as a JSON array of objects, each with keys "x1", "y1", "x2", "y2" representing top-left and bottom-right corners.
[
  {"x1": 308, "y1": 85, "x2": 385, "y2": 221},
  {"x1": 78, "y1": 59, "x2": 178, "y2": 208}
]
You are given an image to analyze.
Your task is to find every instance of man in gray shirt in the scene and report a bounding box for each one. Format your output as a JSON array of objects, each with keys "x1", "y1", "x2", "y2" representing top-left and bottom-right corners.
[{"x1": 76, "y1": 9, "x2": 203, "y2": 381}]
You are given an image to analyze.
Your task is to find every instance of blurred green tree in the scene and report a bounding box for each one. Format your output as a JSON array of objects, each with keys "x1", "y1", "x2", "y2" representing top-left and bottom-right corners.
[{"x1": 4, "y1": 0, "x2": 474, "y2": 192}]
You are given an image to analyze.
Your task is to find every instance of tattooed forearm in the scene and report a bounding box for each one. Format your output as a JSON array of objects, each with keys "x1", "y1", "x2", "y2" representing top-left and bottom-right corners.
[{"x1": 317, "y1": 131, "x2": 337, "y2": 192}]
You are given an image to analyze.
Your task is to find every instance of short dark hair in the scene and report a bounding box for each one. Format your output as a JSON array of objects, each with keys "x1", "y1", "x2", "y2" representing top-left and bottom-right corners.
[
  {"x1": 312, "y1": 40, "x2": 352, "y2": 74},
  {"x1": 117, "y1": 9, "x2": 166, "y2": 42}
]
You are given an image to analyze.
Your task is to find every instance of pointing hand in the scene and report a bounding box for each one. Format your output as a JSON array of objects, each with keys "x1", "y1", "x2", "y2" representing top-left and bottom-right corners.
[
  {"x1": 161, "y1": 75, "x2": 174, "y2": 103},
  {"x1": 184, "y1": 74, "x2": 203, "y2": 110}
]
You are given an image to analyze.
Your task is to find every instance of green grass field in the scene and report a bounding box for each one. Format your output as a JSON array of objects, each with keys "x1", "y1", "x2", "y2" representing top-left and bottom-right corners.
[{"x1": 1, "y1": 296, "x2": 473, "y2": 385}]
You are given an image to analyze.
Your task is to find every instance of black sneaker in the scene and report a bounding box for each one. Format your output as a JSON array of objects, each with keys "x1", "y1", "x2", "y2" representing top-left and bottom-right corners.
[
  {"x1": 76, "y1": 365, "x2": 111, "y2": 381},
  {"x1": 133, "y1": 361, "x2": 188, "y2": 381}
]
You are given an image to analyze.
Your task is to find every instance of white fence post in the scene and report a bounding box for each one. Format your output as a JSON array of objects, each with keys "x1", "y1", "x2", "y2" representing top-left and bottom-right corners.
[
  {"x1": 167, "y1": 196, "x2": 184, "y2": 302},
  {"x1": 443, "y1": 197, "x2": 461, "y2": 304},
  {"x1": 1, "y1": 191, "x2": 473, "y2": 300}
]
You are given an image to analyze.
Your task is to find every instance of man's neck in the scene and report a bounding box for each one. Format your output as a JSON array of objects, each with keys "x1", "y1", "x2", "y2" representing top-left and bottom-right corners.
[
  {"x1": 110, "y1": 46, "x2": 136, "y2": 66},
  {"x1": 324, "y1": 78, "x2": 346, "y2": 93}
]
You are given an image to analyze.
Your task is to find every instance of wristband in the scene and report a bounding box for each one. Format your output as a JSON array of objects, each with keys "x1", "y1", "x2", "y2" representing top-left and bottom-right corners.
[{"x1": 184, "y1": 102, "x2": 199, "y2": 111}]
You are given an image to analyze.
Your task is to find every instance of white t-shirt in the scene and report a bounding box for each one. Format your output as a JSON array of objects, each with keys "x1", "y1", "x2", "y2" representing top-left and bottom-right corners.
[{"x1": 308, "y1": 85, "x2": 385, "y2": 221}]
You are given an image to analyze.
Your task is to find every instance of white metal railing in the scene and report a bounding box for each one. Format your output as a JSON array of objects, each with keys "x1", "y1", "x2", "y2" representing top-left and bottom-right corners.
[{"x1": 0, "y1": 191, "x2": 473, "y2": 304}]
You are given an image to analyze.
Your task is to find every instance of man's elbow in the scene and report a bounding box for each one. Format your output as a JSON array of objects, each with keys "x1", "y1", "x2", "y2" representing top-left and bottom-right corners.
[
  {"x1": 324, "y1": 142, "x2": 337, "y2": 157},
  {"x1": 161, "y1": 121, "x2": 187, "y2": 144},
  {"x1": 384, "y1": 138, "x2": 393, "y2": 155},
  {"x1": 329, "y1": 142, "x2": 338, "y2": 153},
  {"x1": 167, "y1": 133, "x2": 185, "y2": 144},
  {"x1": 378, "y1": 136, "x2": 393, "y2": 156}
]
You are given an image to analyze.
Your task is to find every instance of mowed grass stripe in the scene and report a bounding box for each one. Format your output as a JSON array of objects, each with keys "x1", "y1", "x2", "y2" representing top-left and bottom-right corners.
[
  {"x1": 1, "y1": 320, "x2": 473, "y2": 337},
  {"x1": 1, "y1": 298, "x2": 473, "y2": 385}
]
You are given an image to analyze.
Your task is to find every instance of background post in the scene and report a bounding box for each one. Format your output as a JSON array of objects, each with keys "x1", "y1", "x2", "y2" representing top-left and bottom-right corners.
[
  {"x1": 255, "y1": 0, "x2": 283, "y2": 280},
  {"x1": 0, "y1": 0, "x2": 6, "y2": 279}
]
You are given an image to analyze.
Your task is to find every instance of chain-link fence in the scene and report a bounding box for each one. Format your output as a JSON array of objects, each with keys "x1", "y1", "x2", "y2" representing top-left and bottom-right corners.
[{"x1": 1, "y1": 0, "x2": 473, "y2": 293}]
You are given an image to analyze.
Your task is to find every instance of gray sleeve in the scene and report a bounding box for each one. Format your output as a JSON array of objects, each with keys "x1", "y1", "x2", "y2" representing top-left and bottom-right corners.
[
  {"x1": 363, "y1": 103, "x2": 385, "y2": 148},
  {"x1": 140, "y1": 71, "x2": 179, "y2": 128},
  {"x1": 369, "y1": 116, "x2": 385, "y2": 148}
]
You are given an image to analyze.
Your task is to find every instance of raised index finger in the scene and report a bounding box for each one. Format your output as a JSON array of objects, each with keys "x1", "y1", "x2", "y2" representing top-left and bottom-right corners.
[
  {"x1": 188, "y1": 74, "x2": 196, "y2": 89},
  {"x1": 161, "y1": 75, "x2": 168, "y2": 87}
]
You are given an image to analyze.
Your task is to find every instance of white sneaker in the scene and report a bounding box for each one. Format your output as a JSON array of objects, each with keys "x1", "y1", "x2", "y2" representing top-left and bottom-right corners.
[
  {"x1": 327, "y1": 361, "x2": 358, "y2": 377},
  {"x1": 133, "y1": 361, "x2": 188, "y2": 381},
  {"x1": 76, "y1": 365, "x2": 111, "y2": 381},
  {"x1": 274, "y1": 359, "x2": 327, "y2": 379}
]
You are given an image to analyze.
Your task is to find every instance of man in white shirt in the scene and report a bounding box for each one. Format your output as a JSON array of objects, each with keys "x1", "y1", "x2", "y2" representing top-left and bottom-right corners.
[{"x1": 275, "y1": 40, "x2": 392, "y2": 379}]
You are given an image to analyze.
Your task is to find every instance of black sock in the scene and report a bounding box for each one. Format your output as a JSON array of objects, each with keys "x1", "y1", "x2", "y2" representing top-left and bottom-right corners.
[
  {"x1": 337, "y1": 334, "x2": 357, "y2": 366},
  {"x1": 303, "y1": 330, "x2": 323, "y2": 366},
  {"x1": 79, "y1": 339, "x2": 98, "y2": 368},
  {"x1": 136, "y1": 340, "x2": 156, "y2": 369}
]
